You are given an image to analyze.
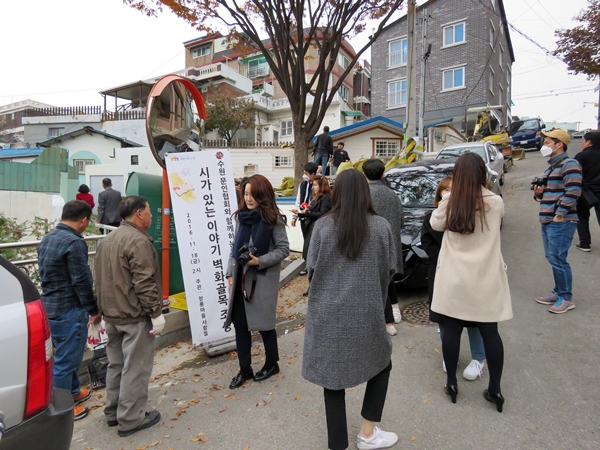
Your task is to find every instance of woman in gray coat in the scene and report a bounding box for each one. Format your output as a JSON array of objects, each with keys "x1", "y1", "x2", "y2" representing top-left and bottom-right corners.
[
  {"x1": 303, "y1": 169, "x2": 398, "y2": 450},
  {"x1": 224, "y1": 175, "x2": 289, "y2": 389}
]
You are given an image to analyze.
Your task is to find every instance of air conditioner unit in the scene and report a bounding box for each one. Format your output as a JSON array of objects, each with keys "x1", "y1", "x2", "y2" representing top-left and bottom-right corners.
[{"x1": 201, "y1": 86, "x2": 208, "y2": 93}]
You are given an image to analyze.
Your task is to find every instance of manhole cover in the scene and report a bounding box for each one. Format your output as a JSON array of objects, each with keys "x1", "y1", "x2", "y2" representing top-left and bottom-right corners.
[{"x1": 401, "y1": 301, "x2": 434, "y2": 326}]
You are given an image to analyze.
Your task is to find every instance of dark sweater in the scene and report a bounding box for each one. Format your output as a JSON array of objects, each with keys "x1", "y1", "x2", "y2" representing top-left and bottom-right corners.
[{"x1": 575, "y1": 144, "x2": 600, "y2": 191}]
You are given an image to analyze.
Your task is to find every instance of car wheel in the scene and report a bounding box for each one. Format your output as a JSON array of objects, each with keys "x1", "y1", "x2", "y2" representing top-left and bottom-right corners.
[
  {"x1": 499, "y1": 171, "x2": 505, "y2": 186},
  {"x1": 536, "y1": 142, "x2": 542, "y2": 151},
  {"x1": 503, "y1": 163, "x2": 507, "y2": 174}
]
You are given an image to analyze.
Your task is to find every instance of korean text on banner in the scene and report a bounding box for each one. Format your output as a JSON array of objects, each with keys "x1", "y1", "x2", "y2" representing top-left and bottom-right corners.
[{"x1": 165, "y1": 150, "x2": 237, "y2": 346}]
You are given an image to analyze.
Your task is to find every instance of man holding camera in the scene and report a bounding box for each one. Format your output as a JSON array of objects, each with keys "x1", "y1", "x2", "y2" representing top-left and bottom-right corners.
[{"x1": 533, "y1": 129, "x2": 582, "y2": 314}]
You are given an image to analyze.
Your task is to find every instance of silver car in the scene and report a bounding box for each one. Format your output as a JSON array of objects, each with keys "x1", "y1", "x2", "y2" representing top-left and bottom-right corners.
[{"x1": 435, "y1": 141, "x2": 506, "y2": 186}]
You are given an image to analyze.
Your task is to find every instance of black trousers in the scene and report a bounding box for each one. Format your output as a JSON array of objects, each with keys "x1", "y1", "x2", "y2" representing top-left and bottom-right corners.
[
  {"x1": 576, "y1": 193, "x2": 600, "y2": 247},
  {"x1": 231, "y1": 276, "x2": 279, "y2": 371},
  {"x1": 323, "y1": 361, "x2": 392, "y2": 450},
  {"x1": 441, "y1": 316, "x2": 504, "y2": 395},
  {"x1": 383, "y1": 280, "x2": 398, "y2": 324}
]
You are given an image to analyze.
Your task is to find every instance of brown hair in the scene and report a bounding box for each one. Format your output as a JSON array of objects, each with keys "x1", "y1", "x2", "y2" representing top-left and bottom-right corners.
[
  {"x1": 312, "y1": 176, "x2": 332, "y2": 200},
  {"x1": 446, "y1": 153, "x2": 487, "y2": 234},
  {"x1": 330, "y1": 169, "x2": 377, "y2": 260},
  {"x1": 433, "y1": 176, "x2": 453, "y2": 207},
  {"x1": 235, "y1": 174, "x2": 281, "y2": 228}
]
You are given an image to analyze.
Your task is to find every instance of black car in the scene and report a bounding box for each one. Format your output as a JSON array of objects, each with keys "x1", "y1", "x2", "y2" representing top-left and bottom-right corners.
[
  {"x1": 385, "y1": 160, "x2": 454, "y2": 288},
  {"x1": 385, "y1": 159, "x2": 502, "y2": 288}
]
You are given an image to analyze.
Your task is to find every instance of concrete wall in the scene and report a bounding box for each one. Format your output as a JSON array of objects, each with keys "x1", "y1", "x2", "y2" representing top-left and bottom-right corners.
[
  {"x1": 0, "y1": 191, "x2": 64, "y2": 227},
  {"x1": 22, "y1": 115, "x2": 102, "y2": 145},
  {"x1": 229, "y1": 147, "x2": 295, "y2": 187},
  {"x1": 102, "y1": 118, "x2": 148, "y2": 147}
]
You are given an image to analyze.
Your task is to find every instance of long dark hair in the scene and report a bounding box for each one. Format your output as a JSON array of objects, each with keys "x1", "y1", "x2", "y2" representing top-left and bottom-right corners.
[
  {"x1": 329, "y1": 169, "x2": 376, "y2": 260},
  {"x1": 446, "y1": 153, "x2": 487, "y2": 234},
  {"x1": 235, "y1": 174, "x2": 281, "y2": 228},
  {"x1": 312, "y1": 175, "x2": 331, "y2": 200}
]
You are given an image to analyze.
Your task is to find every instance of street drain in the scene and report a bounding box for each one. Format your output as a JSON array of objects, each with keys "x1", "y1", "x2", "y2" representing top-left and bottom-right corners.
[{"x1": 401, "y1": 301, "x2": 435, "y2": 326}]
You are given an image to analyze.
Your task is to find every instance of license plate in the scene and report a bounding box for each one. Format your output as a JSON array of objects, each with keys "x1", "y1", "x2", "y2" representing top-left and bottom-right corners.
[{"x1": 520, "y1": 141, "x2": 527, "y2": 145}]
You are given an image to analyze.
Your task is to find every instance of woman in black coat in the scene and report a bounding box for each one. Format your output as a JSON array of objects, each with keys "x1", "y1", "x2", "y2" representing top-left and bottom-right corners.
[{"x1": 297, "y1": 176, "x2": 332, "y2": 295}]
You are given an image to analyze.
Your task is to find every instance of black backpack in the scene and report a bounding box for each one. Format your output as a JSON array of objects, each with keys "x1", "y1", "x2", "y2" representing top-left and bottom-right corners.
[{"x1": 87, "y1": 343, "x2": 108, "y2": 389}]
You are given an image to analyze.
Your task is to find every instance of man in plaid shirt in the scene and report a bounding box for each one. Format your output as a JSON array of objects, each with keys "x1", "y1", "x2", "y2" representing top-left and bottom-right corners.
[{"x1": 38, "y1": 200, "x2": 102, "y2": 421}]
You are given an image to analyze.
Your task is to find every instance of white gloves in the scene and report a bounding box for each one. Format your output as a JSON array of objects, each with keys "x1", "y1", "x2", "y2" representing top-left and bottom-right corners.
[{"x1": 150, "y1": 314, "x2": 166, "y2": 336}]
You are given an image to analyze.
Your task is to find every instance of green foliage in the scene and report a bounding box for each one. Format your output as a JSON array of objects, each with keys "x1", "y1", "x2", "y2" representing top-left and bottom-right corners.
[
  {"x1": 554, "y1": 0, "x2": 600, "y2": 78},
  {"x1": 203, "y1": 85, "x2": 256, "y2": 143}
]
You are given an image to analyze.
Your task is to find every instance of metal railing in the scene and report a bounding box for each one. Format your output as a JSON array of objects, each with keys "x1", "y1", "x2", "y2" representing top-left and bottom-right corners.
[{"x1": 0, "y1": 224, "x2": 117, "y2": 283}]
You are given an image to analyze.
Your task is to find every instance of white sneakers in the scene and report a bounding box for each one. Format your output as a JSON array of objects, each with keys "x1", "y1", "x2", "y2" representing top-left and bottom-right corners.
[
  {"x1": 392, "y1": 304, "x2": 402, "y2": 323},
  {"x1": 357, "y1": 426, "x2": 399, "y2": 450},
  {"x1": 462, "y1": 359, "x2": 485, "y2": 380},
  {"x1": 386, "y1": 325, "x2": 397, "y2": 336}
]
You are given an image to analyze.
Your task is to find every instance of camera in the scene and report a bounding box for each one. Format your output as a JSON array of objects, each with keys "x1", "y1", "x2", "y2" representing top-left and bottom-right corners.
[
  {"x1": 530, "y1": 177, "x2": 547, "y2": 190},
  {"x1": 237, "y1": 244, "x2": 259, "y2": 265}
]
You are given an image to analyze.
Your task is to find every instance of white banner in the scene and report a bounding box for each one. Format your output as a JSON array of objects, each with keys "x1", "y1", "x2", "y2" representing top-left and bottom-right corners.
[{"x1": 165, "y1": 150, "x2": 236, "y2": 346}]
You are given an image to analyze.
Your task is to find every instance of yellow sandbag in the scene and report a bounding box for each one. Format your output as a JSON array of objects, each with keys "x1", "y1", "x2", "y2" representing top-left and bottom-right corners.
[
  {"x1": 275, "y1": 176, "x2": 294, "y2": 191},
  {"x1": 353, "y1": 157, "x2": 369, "y2": 172},
  {"x1": 336, "y1": 161, "x2": 354, "y2": 174}
]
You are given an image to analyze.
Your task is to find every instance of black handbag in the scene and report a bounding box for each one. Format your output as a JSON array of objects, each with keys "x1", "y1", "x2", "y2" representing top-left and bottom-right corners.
[
  {"x1": 87, "y1": 343, "x2": 108, "y2": 389},
  {"x1": 581, "y1": 187, "x2": 600, "y2": 207}
]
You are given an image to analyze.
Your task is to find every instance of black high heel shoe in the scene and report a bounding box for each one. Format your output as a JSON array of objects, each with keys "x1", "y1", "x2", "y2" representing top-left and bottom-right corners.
[
  {"x1": 444, "y1": 384, "x2": 458, "y2": 403},
  {"x1": 484, "y1": 389, "x2": 505, "y2": 413}
]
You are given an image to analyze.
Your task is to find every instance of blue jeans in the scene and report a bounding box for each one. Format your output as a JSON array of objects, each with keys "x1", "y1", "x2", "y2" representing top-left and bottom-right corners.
[
  {"x1": 49, "y1": 308, "x2": 89, "y2": 397},
  {"x1": 439, "y1": 325, "x2": 486, "y2": 360},
  {"x1": 314, "y1": 153, "x2": 330, "y2": 171},
  {"x1": 541, "y1": 221, "x2": 577, "y2": 300},
  {"x1": 332, "y1": 165, "x2": 339, "y2": 175}
]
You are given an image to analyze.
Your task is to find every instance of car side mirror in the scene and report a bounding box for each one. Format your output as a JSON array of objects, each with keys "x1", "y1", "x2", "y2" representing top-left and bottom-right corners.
[{"x1": 541, "y1": 124, "x2": 546, "y2": 129}]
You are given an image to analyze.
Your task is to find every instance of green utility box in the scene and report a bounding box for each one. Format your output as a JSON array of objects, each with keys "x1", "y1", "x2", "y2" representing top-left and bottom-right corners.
[{"x1": 126, "y1": 172, "x2": 184, "y2": 295}]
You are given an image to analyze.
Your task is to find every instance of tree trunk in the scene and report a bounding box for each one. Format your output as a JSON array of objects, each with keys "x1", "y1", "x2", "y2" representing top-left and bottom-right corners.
[{"x1": 293, "y1": 128, "x2": 311, "y2": 194}]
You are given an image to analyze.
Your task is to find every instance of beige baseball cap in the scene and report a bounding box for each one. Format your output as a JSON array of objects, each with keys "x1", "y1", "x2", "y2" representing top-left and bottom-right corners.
[{"x1": 541, "y1": 129, "x2": 571, "y2": 146}]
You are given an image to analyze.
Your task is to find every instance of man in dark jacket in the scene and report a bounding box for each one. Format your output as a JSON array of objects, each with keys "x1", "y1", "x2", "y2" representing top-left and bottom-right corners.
[
  {"x1": 332, "y1": 141, "x2": 351, "y2": 175},
  {"x1": 38, "y1": 200, "x2": 102, "y2": 422},
  {"x1": 292, "y1": 162, "x2": 319, "y2": 275},
  {"x1": 97, "y1": 178, "x2": 122, "y2": 229},
  {"x1": 574, "y1": 130, "x2": 600, "y2": 251},
  {"x1": 96, "y1": 196, "x2": 164, "y2": 437},
  {"x1": 312, "y1": 126, "x2": 333, "y2": 173},
  {"x1": 363, "y1": 158, "x2": 404, "y2": 333}
]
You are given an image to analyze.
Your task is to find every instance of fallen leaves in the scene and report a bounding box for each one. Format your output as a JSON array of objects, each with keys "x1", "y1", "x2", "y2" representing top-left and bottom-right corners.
[
  {"x1": 190, "y1": 432, "x2": 210, "y2": 443},
  {"x1": 294, "y1": 394, "x2": 301, "y2": 400}
]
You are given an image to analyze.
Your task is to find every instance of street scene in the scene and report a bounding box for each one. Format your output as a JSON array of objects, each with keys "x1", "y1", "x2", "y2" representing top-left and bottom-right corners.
[
  {"x1": 2, "y1": 0, "x2": 600, "y2": 449},
  {"x1": 65, "y1": 141, "x2": 600, "y2": 449}
]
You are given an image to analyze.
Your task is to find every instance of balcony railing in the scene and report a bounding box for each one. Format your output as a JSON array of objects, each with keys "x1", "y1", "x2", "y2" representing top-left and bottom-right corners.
[
  {"x1": 184, "y1": 63, "x2": 252, "y2": 93},
  {"x1": 101, "y1": 110, "x2": 146, "y2": 121},
  {"x1": 22, "y1": 106, "x2": 102, "y2": 117},
  {"x1": 248, "y1": 64, "x2": 269, "y2": 79}
]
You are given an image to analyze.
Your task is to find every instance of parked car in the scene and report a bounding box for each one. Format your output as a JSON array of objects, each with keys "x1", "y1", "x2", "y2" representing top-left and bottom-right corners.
[
  {"x1": 571, "y1": 129, "x2": 593, "y2": 139},
  {"x1": 385, "y1": 160, "x2": 501, "y2": 288},
  {"x1": 509, "y1": 117, "x2": 545, "y2": 150},
  {"x1": 435, "y1": 141, "x2": 506, "y2": 186},
  {"x1": 0, "y1": 255, "x2": 74, "y2": 450}
]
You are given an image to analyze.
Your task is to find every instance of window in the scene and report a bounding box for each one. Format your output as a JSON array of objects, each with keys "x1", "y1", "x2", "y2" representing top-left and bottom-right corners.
[
  {"x1": 374, "y1": 140, "x2": 401, "y2": 158},
  {"x1": 443, "y1": 22, "x2": 465, "y2": 47},
  {"x1": 338, "y1": 85, "x2": 349, "y2": 101},
  {"x1": 389, "y1": 38, "x2": 408, "y2": 66},
  {"x1": 192, "y1": 45, "x2": 210, "y2": 58},
  {"x1": 72, "y1": 158, "x2": 94, "y2": 174},
  {"x1": 48, "y1": 127, "x2": 64, "y2": 138},
  {"x1": 338, "y1": 53, "x2": 349, "y2": 70},
  {"x1": 248, "y1": 58, "x2": 269, "y2": 79},
  {"x1": 442, "y1": 67, "x2": 465, "y2": 90},
  {"x1": 131, "y1": 155, "x2": 139, "y2": 165},
  {"x1": 489, "y1": 69, "x2": 495, "y2": 92},
  {"x1": 280, "y1": 120, "x2": 293, "y2": 137},
  {"x1": 387, "y1": 80, "x2": 407, "y2": 107},
  {"x1": 274, "y1": 155, "x2": 293, "y2": 167}
]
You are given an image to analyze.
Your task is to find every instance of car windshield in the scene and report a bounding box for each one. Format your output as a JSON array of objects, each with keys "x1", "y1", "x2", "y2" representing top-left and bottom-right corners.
[
  {"x1": 387, "y1": 172, "x2": 449, "y2": 208},
  {"x1": 510, "y1": 119, "x2": 539, "y2": 132},
  {"x1": 437, "y1": 146, "x2": 487, "y2": 162}
]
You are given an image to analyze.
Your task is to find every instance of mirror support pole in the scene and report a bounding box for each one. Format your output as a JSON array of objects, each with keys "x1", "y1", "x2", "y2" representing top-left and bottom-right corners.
[{"x1": 162, "y1": 168, "x2": 171, "y2": 302}]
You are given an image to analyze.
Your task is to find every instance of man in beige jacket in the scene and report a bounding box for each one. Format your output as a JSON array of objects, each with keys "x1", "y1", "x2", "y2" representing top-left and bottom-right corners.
[{"x1": 95, "y1": 196, "x2": 164, "y2": 437}]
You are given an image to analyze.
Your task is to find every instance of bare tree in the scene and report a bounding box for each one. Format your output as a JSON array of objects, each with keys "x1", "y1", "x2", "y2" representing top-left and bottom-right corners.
[
  {"x1": 125, "y1": 0, "x2": 405, "y2": 187},
  {"x1": 554, "y1": 0, "x2": 600, "y2": 79}
]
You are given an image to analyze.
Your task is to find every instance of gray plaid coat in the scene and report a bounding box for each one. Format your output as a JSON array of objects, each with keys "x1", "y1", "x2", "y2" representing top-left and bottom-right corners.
[{"x1": 302, "y1": 215, "x2": 396, "y2": 390}]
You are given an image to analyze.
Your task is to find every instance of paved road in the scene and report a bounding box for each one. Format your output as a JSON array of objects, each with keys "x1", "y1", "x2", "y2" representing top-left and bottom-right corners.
[{"x1": 74, "y1": 141, "x2": 600, "y2": 449}]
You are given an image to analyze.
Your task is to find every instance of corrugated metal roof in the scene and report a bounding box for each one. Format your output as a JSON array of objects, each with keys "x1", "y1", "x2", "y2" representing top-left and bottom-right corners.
[
  {"x1": 311, "y1": 116, "x2": 405, "y2": 143},
  {"x1": 0, "y1": 148, "x2": 44, "y2": 158},
  {"x1": 37, "y1": 126, "x2": 144, "y2": 148}
]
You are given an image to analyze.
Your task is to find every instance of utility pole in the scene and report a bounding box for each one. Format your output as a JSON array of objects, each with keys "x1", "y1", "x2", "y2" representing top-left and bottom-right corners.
[
  {"x1": 405, "y1": 0, "x2": 418, "y2": 140},
  {"x1": 417, "y1": 8, "x2": 429, "y2": 138}
]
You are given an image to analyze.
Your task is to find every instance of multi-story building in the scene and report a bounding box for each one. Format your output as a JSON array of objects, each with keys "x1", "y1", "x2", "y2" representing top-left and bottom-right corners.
[
  {"x1": 0, "y1": 100, "x2": 54, "y2": 146},
  {"x1": 371, "y1": 0, "x2": 515, "y2": 135}
]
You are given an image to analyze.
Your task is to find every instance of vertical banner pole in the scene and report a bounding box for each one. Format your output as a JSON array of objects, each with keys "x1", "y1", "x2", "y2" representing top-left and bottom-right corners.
[{"x1": 162, "y1": 168, "x2": 171, "y2": 305}]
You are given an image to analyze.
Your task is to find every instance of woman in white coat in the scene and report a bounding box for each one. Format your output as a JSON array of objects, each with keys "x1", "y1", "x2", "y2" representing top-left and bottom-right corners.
[{"x1": 430, "y1": 153, "x2": 512, "y2": 412}]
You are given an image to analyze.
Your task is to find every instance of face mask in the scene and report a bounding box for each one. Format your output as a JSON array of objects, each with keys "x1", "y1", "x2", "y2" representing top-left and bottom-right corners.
[
  {"x1": 302, "y1": 174, "x2": 310, "y2": 182},
  {"x1": 540, "y1": 145, "x2": 553, "y2": 157}
]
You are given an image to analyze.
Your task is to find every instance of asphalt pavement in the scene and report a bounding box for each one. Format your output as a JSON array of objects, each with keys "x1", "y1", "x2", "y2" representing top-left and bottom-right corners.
[{"x1": 73, "y1": 141, "x2": 600, "y2": 450}]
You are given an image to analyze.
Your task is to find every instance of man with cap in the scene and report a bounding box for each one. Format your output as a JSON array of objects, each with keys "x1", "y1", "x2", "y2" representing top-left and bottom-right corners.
[
  {"x1": 533, "y1": 129, "x2": 582, "y2": 314},
  {"x1": 574, "y1": 130, "x2": 600, "y2": 252}
]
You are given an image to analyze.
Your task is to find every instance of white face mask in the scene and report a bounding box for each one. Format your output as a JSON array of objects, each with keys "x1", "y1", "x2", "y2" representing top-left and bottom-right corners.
[
  {"x1": 540, "y1": 145, "x2": 553, "y2": 157},
  {"x1": 302, "y1": 174, "x2": 311, "y2": 182}
]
